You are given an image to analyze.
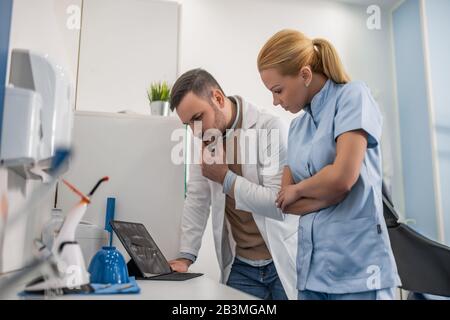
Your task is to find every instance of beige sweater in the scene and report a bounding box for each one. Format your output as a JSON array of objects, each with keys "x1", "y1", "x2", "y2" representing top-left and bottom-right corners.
[{"x1": 223, "y1": 97, "x2": 271, "y2": 261}]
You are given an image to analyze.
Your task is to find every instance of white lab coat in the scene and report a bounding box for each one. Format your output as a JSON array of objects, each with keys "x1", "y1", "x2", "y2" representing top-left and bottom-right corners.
[{"x1": 179, "y1": 97, "x2": 299, "y2": 300}]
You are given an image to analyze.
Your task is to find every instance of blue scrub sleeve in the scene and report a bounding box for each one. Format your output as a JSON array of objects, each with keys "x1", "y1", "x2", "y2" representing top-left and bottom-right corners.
[{"x1": 334, "y1": 82, "x2": 382, "y2": 148}]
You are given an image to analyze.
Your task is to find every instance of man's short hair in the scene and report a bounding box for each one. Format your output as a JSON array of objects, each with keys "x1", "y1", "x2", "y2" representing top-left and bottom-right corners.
[{"x1": 169, "y1": 68, "x2": 225, "y2": 111}]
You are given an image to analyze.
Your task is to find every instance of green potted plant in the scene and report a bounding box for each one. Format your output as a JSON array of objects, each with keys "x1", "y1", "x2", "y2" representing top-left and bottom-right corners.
[{"x1": 147, "y1": 81, "x2": 171, "y2": 116}]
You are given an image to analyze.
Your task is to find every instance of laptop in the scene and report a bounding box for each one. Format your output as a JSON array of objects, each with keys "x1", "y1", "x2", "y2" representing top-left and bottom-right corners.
[{"x1": 110, "y1": 220, "x2": 203, "y2": 281}]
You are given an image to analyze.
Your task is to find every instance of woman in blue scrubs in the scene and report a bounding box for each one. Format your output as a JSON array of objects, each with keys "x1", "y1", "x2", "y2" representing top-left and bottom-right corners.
[{"x1": 257, "y1": 29, "x2": 401, "y2": 300}]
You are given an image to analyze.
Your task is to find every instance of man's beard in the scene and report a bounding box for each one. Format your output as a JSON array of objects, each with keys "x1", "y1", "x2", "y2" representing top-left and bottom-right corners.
[{"x1": 212, "y1": 103, "x2": 227, "y2": 135}]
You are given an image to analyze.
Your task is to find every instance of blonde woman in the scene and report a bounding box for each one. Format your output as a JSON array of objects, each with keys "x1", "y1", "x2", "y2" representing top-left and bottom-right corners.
[{"x1": 257, "y1": 29, "x2": 401, "y2": 300}]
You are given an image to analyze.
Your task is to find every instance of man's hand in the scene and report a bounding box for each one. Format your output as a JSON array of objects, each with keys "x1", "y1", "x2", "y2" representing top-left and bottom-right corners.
[
  {"x1": 168, "y1": 258, "x2": 193, "y2": 273},
  {"x1": 201, "y1": 141, "x2": 228, "y2": 184}
]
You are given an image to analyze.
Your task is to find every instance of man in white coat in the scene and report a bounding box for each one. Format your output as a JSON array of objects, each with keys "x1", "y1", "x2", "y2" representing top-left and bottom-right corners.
[{"x1": 168, "y1": 69, "x2": 299, "y2": 300}]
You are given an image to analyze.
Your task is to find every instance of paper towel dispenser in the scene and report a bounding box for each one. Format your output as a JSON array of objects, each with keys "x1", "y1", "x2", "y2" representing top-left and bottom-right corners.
[{"x1": 0, "y1": 49, "x2": 73, "y2": 178}]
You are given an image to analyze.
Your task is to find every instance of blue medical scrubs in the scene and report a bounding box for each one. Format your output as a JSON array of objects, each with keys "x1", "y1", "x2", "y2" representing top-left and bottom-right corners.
[{"x1": 287, "y1": 79, "x2": 401, "y2": 299}]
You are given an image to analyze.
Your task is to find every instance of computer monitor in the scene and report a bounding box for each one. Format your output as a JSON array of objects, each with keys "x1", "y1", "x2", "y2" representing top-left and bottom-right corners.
[
  {"x1": 110, "y1": 220, "x2": 203, "y2": 281},
  {"x1": 111, "y1": 220, "x2": 172, "y2": 277}
]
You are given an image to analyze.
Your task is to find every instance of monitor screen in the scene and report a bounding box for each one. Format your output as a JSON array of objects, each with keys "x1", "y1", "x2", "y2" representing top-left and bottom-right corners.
[{"x1": 111, "y1": 220, "x2": 172, "y2": 277}]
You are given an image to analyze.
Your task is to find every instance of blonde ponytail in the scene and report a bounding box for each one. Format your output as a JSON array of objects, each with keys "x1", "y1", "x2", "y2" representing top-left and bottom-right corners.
[
  {"x1": 258, "y1": 29, "x2": 350, "y2": 84},
  {"x1": 311, "y1": 38, "x2": 350, "y2": 84}
]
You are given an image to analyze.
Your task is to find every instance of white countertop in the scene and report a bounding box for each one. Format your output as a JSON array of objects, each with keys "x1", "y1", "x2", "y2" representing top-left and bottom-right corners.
[{"x1": 0, "y1": 270, "x2": 258, "y2": 300}]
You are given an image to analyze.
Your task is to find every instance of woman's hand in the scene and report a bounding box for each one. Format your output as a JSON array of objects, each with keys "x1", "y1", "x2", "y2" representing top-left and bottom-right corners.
[{"x1": 276, "y1": 184, "x2": 301, "y2": 211}]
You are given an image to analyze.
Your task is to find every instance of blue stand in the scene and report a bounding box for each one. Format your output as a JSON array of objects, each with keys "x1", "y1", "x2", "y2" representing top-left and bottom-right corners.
[{"x1": 105, "y1": 197, "x2": 116, "y2": 246}]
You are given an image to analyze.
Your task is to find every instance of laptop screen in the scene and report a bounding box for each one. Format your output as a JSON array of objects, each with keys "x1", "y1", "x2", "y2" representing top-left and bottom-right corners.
[{"x1": 110, "y1": 220, "x2": 172, "y2": 277}]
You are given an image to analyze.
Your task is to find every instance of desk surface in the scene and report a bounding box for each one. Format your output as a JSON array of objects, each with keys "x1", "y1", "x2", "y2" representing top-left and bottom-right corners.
[{"x1": 0, "y1": 271, "x2": 258, "y2": 300}]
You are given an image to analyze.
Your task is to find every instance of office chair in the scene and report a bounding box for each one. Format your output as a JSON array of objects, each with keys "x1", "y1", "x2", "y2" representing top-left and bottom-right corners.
[{"x1": 382, "y1": 183, "x2": 450, "y2": 298}]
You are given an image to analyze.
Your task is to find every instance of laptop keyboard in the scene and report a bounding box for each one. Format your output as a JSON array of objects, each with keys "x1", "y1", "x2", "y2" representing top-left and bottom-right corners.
[{"x1": 145, "y1": 272, "x2": 203, "y2": 281}]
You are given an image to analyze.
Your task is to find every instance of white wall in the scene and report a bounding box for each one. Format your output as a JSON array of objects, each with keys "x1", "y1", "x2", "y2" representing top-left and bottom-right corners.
[
  {"x1": 76, "y1": 0, "x2": 179, "y2": 113},
  {"x1": 176, "y1": 0, "x2": 405, "y2": 281},
  {"x1": 8, "y1": 0, "x2": 81, "y2": 91}
]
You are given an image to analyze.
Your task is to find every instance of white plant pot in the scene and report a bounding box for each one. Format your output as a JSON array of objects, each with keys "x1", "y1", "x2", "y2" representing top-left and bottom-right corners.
[{"x1": 150, "y1": 101, "x2": 170, "y2": 116}]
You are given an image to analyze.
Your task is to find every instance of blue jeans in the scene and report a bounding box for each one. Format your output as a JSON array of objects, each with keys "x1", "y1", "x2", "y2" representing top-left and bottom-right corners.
[
  {"x1": 298, "y1": 287, "x2": 397, "y2": 300},
  {"x1": 226, "y1": 258, "x2": 287, "y2": 300}
]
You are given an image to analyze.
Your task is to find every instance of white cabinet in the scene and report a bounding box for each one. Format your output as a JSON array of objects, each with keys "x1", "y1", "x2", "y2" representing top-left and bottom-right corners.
[{"x1": 58, "y1": 111, "x2": 186, "y2": 262}]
